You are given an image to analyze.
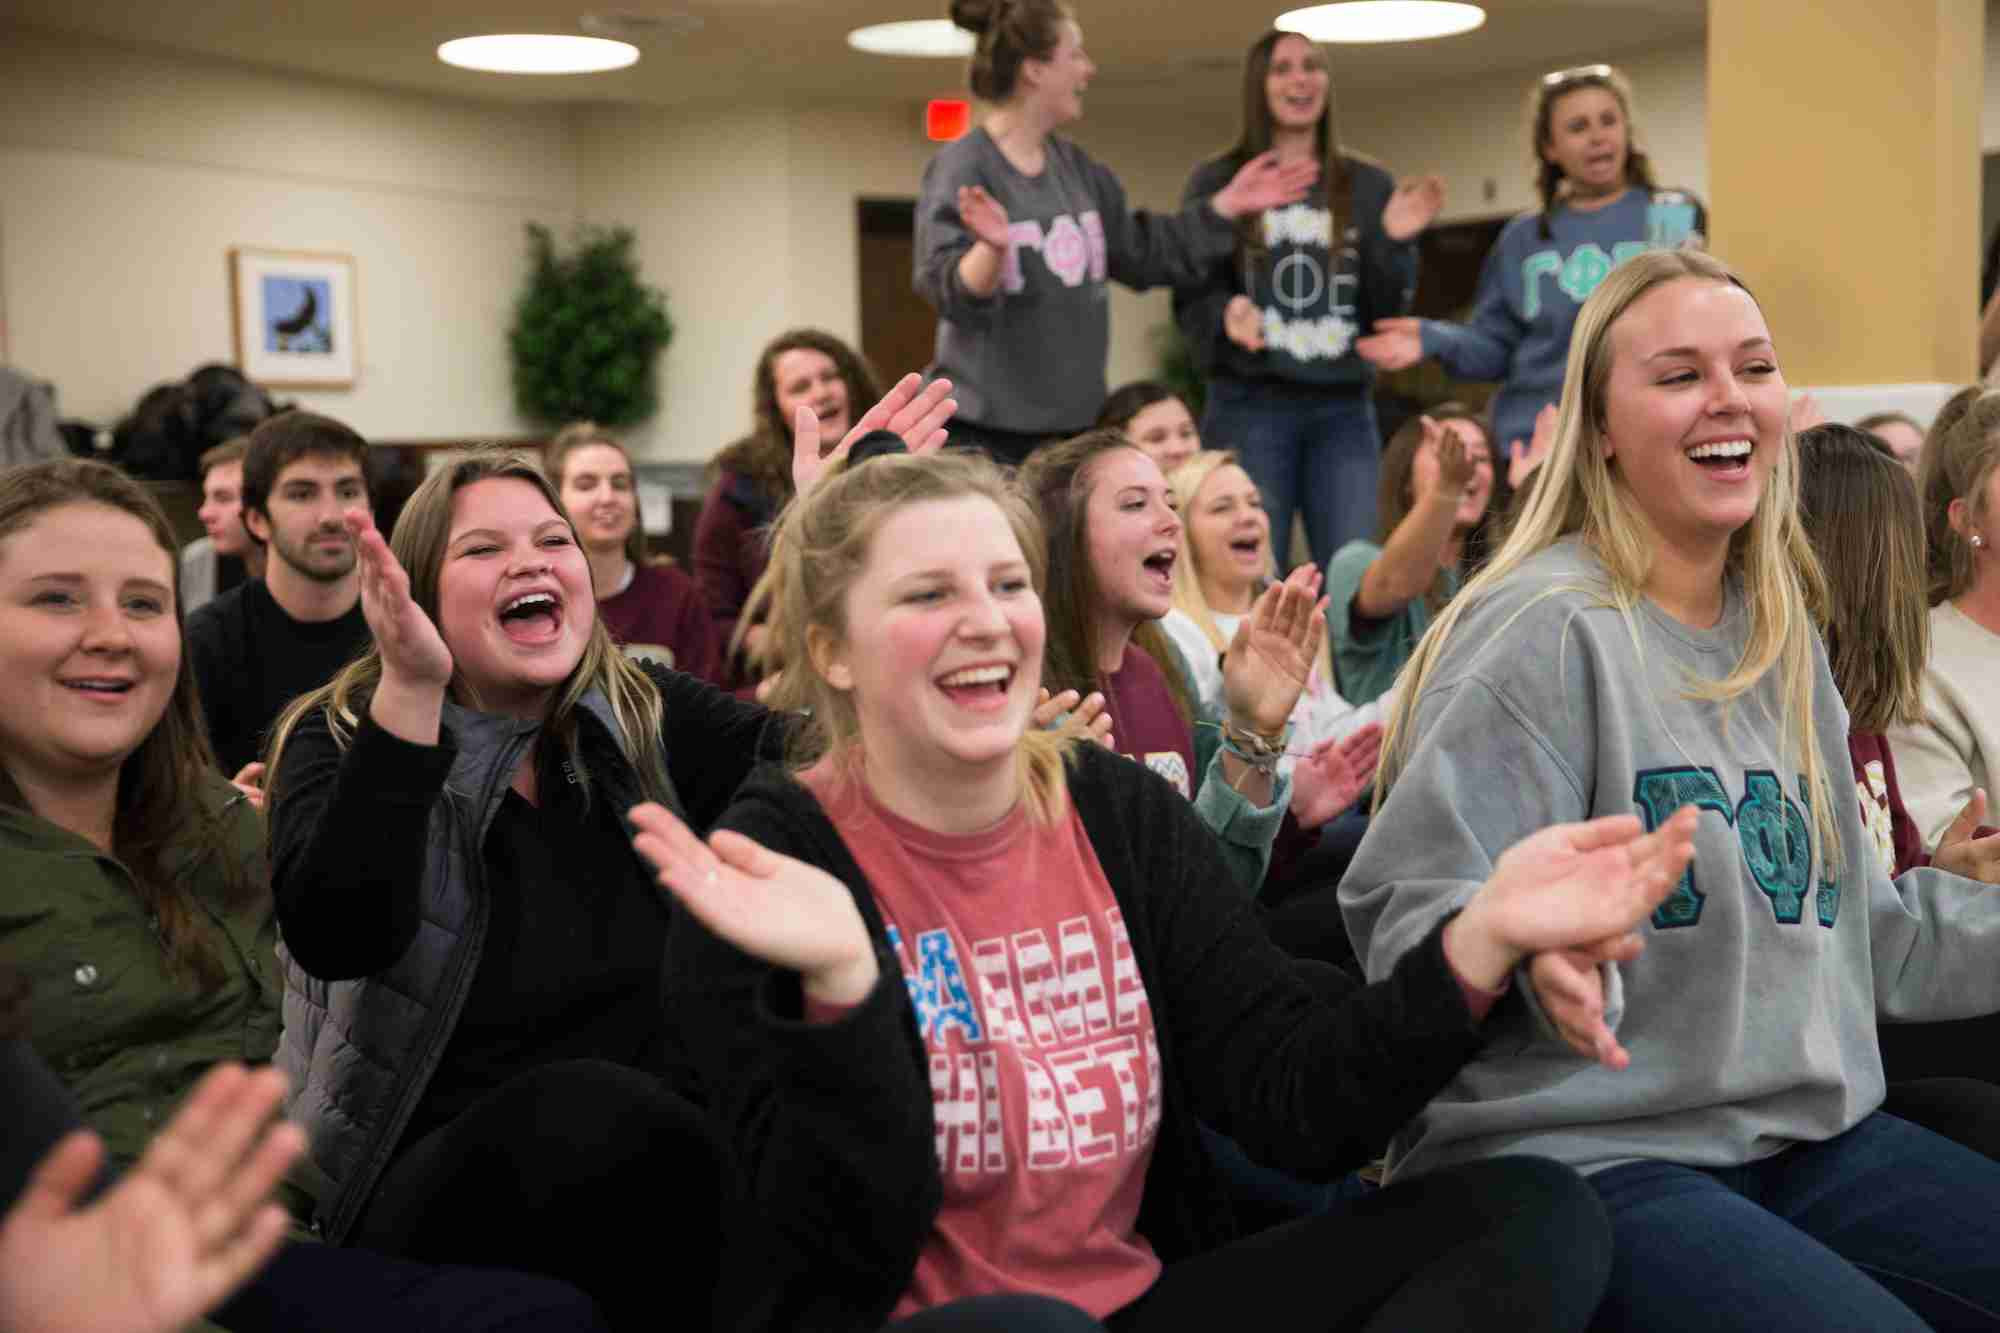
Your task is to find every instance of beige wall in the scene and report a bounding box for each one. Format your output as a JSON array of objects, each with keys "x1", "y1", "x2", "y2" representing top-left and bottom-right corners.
[
  {"x1": 0, "y1": 25, "x2": 577, "y2": 438},
  {"x1": 8, "y1": 17, "x2": 1992, "y2": 463}
]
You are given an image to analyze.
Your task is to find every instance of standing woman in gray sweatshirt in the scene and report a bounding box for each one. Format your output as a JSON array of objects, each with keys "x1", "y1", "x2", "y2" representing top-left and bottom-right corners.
[
  {"x1": 1354, "y1": 65, "x2": 1703, "y2": 467},
  {"x1": 1342, "y1": 247, "x2": 2000, "y2": 1333},
  {"x1": 916, "y1": 0, "x2": 1316, "y2": 468},
  {"x1": 1174, "y1": 29, "x2": 1445, "y2": 579}
]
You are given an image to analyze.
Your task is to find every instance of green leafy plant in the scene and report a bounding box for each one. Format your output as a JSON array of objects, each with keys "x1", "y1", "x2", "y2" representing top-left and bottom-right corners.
[
  {"x1": 509, "y1": 224, "x2": 674, "y2": 427},
  {"x1": 1150, "y1": 320, "x2": 1206, "y2": 419}
]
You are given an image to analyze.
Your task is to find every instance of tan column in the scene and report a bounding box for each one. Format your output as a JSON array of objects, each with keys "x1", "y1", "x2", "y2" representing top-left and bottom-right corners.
[{"x1": 1707, "y1": 0, "x2": 1983, "y2": 386}]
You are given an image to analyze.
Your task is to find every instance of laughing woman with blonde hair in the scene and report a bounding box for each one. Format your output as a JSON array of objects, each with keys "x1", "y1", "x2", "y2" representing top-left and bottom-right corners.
[{"x1": 1342, "y1": 247, "x2": 2000, "y2": 1333}]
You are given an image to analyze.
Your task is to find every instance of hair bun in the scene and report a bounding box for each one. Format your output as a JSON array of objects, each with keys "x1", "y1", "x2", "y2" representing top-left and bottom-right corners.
[{"x1": 948, "y1": 0, "x2": 999, "y2": 36}]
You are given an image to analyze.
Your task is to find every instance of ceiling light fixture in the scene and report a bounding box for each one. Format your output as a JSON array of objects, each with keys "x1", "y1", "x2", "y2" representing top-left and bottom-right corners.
[
  {"x1": 1276, "y1": 1, "x2": 1486, "y2": 44},
  {"x1": 437, "y1": 34, "x2": 639, "y2": 74},
  {"x1": 846, "y1": 19, "x2": 977, "y2": 58}
]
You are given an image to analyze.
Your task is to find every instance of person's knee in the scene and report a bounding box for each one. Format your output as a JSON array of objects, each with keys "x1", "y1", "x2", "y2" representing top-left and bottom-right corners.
[{"x1": 1463, "y1": 1156, "x2": 1613, "y2": 1280}]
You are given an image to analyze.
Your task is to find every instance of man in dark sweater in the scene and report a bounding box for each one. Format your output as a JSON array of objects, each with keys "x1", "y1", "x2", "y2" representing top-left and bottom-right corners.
[{"x1": 187, "y1": 412, "x2": 373, "y2": 778}]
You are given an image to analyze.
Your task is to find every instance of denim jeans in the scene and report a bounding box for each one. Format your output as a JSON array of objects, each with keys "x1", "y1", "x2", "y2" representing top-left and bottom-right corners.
[
  {"x1": 1200, "y1": 377, "x2": 1382, "y2": 579},
  {"x1": 1587, "y1": 1110, "x2": 2000, "y2": 1332}
]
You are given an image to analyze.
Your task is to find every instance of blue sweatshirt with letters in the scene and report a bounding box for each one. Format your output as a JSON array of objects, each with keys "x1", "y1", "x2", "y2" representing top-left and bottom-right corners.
[{"x1": 1419, "y1": 187, "x2": 1704, "y2": 452}]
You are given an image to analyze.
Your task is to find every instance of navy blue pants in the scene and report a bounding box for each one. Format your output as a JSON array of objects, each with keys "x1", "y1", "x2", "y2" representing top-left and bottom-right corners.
[{"x1": 1588, "y1": 1110, "x2": 2000, "y2": 1332}]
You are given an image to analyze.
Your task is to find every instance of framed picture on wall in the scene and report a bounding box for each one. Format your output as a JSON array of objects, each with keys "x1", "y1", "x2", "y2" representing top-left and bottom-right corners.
[{"x1": 229, "y1": 247, "x2": 358, "y2": 388}]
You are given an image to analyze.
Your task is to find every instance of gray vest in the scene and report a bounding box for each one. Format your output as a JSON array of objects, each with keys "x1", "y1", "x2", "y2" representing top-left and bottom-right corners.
[{"x1": 276, "y1": 690, "x2": 676, "y2": 1240}]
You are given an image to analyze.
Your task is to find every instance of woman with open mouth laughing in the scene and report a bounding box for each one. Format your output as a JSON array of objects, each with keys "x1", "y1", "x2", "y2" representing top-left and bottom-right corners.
[
  {"x1": 633, "y1": 446, "x2": 1696, "y2": 1332},
  {"x1": 916, "y1": 0, "x2": 1317, "y2": 467},
  {"x1": 1176, "y1": 28, "x2": 1446, "y2": 581},
  {"x1": 1355, "y1": 65, "x2": 1705, "y2": 470},
  {"x1": 1346, "y1": 248, "x2": 2000, "y2": 1333},
  {"x1": 1018, "y1": 430, "x2": 1328, "y2": 897},
  {"x1": 262, "y1": 380, "x2": 954, "y2": 1331}
]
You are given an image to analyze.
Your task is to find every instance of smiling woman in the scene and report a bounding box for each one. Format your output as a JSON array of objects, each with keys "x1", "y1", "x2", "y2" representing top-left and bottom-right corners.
[
  {"x1": 548, "y1": 422, "x2": 721, "y2": 681},
  {"x1": 260, "y1": 447, "x2": 785, "y2": 1326},
  {"x1": 1343, "y1": 248, "x2": 2000, "y2": 1333}
]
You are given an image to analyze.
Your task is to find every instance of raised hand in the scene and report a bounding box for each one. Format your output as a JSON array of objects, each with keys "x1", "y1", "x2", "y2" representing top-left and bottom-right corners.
[
  {"x1": 1934, "y1": 788, "x2": 2000, "y2": 884},
  {"x1": 347, "y1": 509, "x2": 452, "y2": 690},
  {"x1": 0, "y1": 1064, "x2": 303, "y2": 1333},
  {"x1": 631, "y1": 802, "x2": 879, "y2": 1005},
  {"x1": 1528, "y1": 937, "x2": 1647, "y2": 1068},
  {"x1": 1222, "y1": 564, "x2": 1326, "y2": 738},
  {"x1": 956, "y1": 185, "x2": 1012, "y2": 251},
  {"x1": 792, "y1": 373, "x2": 959, "y2": 495},
  {"x1": 1222, "y1": 295, "x2": 1266, "y2": 352},
  {"x1": 1426, "y1": 417, "x2": 1476, "y2": 498},
  {"x1": 1444, "y1": 806, "x2": 1699, "y2": 991},
  {"x1": 1034, "y1": 687, "x2": 1115, "y2": 750},
  {"x1": 1508, "y1": 403, "x2": 1560, "y2": 491},
  {"x1": 1383, "y1": 174, "x2": 1446, "y2": 242},
  {"x1": 1354, "y1": 317, "x2": 1423, "y2": 372},
  {"x1": 1789, "y1": 391, "x2": 1826, "y2": 435},
  {"x1": 1212, "y1": 150, "x2": 1319, "y2": 219},
  {"x1": 228, "y1": 762, "x2": 267, "y2": 812},
  {"x1": 1289, "y1": 722, "x2": 1382, "y2": 829}
]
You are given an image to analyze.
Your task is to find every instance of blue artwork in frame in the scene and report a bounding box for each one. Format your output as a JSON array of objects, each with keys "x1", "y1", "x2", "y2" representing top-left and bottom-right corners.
[{"x1": 260, "y1": 276, "x2": 335, "y2": 355}]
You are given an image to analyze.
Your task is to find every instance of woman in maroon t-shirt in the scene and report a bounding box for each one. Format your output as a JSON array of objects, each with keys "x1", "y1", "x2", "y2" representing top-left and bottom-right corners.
[
  {"x1": 546, "y1": 422, "x2": 722, "y2": 683},
  {"x1": 1796, "y1": 423, "x2": 2000, "y2": 1101},
  {"x1": 631, "y1": 448, "x2": 1695, "y2": 1332},
  {"x1": 693, "y1": 329, "x2": 882, "y2": 688}
]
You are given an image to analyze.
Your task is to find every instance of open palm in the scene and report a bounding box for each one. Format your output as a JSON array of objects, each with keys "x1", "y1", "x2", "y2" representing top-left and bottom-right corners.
[
  {"x1": 1222, "y1": 566, "x2": 1324, "y2": 735},
  {"x1": 1290, "y1": 723, "x2": 1382, "y2": 828},
  {"x1": 0, "y1": 1065, "x2": 301, "y2": 1333},
  {"x1": 631, "y1": 801, "x2": 879, "y2": 1004},
  {"x1": 791, "y1": 373, "x2": 959, "y2": 495}
]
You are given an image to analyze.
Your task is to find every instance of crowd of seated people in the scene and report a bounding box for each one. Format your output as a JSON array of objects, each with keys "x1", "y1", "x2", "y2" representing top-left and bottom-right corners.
[{"x1": 8, "y1": 6, "x2": 2000, "y2": 1332}]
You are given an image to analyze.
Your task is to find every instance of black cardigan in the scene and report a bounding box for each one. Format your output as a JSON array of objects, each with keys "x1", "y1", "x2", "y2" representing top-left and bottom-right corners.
[{"x1": 665, "y1": 744, "x2": 1488, "y2": 1332}]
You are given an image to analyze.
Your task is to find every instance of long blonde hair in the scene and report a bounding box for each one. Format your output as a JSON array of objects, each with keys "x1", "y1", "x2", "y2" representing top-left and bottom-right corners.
[
  {"x1": 265, "y1": 450, "x2": 670, "y2": 810},
  {"x1": 1377, "y1": 249, "x2": 1840, "y2": 868},
  {"x1": 757, "y1": 451, "x2": 1076, "y2": 822},
  {"x1": 1166, "y1": 450, "x2": 1333, "y2": 686}
]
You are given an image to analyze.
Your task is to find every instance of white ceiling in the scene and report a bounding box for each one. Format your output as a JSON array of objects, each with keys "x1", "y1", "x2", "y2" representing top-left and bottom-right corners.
[{"x1": 0, "y1": 0, "x2": 1707, "y2": 112}]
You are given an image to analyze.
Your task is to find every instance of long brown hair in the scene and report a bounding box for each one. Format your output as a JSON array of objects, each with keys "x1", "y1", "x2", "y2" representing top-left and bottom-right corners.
[
  {"x1": 0, "y1": 460, "x2": 251, "y2": 988},
  {"x1": 711, "y1": 328, "x2": 882, "y2": 511},
  {"x1": 1531, "y1": 65, "x2": 1659, "y2": 240},
  {"x1": 1016, "y1": 431, "x2": 1195, "y2": 721},
  {"x1": 1228, "y1": 30, "x2": 1356, "y2": 273},
  {"x1": 1374, "y1": 402, "x2": 1487, "y2": 610},
  {"x1": 1917, "y1": 387, "x2": 2000, "y2": 605},
  {"x1": 758, "y1": 451, "x2": 1075, "y2": 821},
  {"x1": 1796, "y1": 424, "x2": 1928, "y2": 733},
  {"x1": 266, "y1": 450, "x2": 670, "y2": 811}
]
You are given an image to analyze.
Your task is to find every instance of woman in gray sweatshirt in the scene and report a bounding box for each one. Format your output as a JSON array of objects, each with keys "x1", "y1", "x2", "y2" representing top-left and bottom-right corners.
[
  {"x1": 914, "y1": 0, "x2": 1315, "y2": 467},
  {"x1": 1344, "y1": 247, "x2": 2000, "y2": 1333}
]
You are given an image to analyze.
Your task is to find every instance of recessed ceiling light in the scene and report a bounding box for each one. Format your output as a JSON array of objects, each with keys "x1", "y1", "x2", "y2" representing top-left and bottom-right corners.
[
  {"x1": 437, "y1": 34, "x2": 640, "y2": 74},
  {"x1": 847, "y1": 19, "x2": 977, "y2": 58},
  {"x1": 1276, "y1": 2, "x2": 1486, "y2": 44}
]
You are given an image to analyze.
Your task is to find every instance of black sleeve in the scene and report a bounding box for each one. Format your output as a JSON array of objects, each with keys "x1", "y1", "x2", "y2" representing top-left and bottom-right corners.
[
  {"x1": 1091, "y1": 153, "x2": 1237, "y2": 294},
  {"x1": 1351, "y1": 163, "x2": 1420, "y2": 334},
  {"x1": 0, "y1": 1037, "x2": 90, "y2": 1213},
  {"x1": 185, "y1": 601, "x2": 240, "y2": 773},
  {"x1": 647, "y1": 664, "x2": 789, "y2": 832},
  {"x1": 269, "y1": 707, "x2": 456, "y2": 981},
  {"x1": 1170, "y1": 156, "x2": 1245, "y2": 381},
  {"x1": 1101, "y1": 749, "x2": 1482, "y2": 1174},
  {"x1": 663, "y1": 782, "x2": 935, "y2": 1329}
]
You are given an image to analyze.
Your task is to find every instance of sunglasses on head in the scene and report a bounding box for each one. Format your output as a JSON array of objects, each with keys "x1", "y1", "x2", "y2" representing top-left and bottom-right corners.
[{"x1": 1541, "y1": 63, "x2": 1615, "y2": 89}]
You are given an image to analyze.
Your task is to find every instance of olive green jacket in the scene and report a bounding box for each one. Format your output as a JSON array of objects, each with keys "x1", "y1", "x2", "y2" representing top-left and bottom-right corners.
[{"x1": 0, "y1": 775, "x2": 280, "y2": 1173}]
